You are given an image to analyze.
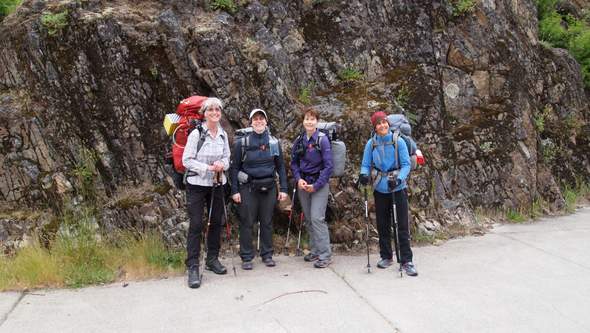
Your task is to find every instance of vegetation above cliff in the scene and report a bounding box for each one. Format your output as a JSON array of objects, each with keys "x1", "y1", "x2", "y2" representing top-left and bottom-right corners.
[
  {"x1": 0, "y1": 0, "x2": 21, "y2": 20},
  {"x1": 537, "y1": 0, "x2": 590, "y2": 87}
]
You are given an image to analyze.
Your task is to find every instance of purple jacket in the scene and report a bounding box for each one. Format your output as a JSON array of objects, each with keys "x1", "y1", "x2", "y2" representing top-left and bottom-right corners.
[{"x1": 290, "y1": 130, "x2": 333, "y2": 191}]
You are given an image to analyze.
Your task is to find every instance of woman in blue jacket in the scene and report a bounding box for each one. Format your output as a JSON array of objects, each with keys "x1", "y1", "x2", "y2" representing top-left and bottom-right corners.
[{"x1": 358, "y1": 111, "x2": 417, "y2": 276}]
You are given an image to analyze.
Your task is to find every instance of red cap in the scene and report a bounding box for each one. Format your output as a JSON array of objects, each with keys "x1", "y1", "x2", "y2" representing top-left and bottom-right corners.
[{"x1": 370, "y1": 111, "x2": 387, "y2": 127}]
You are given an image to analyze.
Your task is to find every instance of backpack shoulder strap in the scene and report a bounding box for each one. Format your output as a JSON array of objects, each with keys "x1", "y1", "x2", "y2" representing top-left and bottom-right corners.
[
  {"x1": 240, "y1": 134, "x2": 250, "y2": 163},
  {"x1": 196, "y1": 126, "x2": 208, "y2": 154},
  {"x1": 392, "y1": 130, "x2": 400, "y2": 169}
]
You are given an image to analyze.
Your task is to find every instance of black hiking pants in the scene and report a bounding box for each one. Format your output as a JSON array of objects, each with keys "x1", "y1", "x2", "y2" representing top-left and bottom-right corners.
[
  {"x1": 374, "y1": 189, "x2": 413, "y2": 264},
  {"x1": 238, "y1": 184, "x2": 277, "y2": 261},
  {"x1": 185, "y1": 183, "x2": 224, "y2": 268}
]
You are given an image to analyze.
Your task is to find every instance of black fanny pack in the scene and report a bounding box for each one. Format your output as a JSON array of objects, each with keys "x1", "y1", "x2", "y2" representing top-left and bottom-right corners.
[{"x1": 250, "y1": 177, "x2": 275, "y2": 193}]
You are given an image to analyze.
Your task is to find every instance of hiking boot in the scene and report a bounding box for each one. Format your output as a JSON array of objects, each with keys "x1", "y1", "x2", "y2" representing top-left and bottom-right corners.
[
  {"x1": 377, "y1": 258, "x2": 393, "y2": 269},
  {"x1": 304, "y1": 253, "x2": 319, "y2": 262},
  {"x1": 262, "y1": 257, "x2": 276, "y2": 267},
  {"x1": 314, "y1": 259, "x2": 331, "y2": 268},
  {"x1": 241, "y1": 260, "x2": 253, "y2": 270},
  {"x1": 205, "y1": 257, "x2": 227, "y2": 275},
  {"x1": 187, "y1": 265, "x2": 201, "y2": 289},
  {"x1": 402, "y1": 262, "x2": 418, "y2": 276}
]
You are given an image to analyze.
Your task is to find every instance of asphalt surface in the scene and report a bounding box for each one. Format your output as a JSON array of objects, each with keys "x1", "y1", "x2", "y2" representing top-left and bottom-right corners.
[{"x1": 1, "y1": 207, "x2": 590, "y2": 333}]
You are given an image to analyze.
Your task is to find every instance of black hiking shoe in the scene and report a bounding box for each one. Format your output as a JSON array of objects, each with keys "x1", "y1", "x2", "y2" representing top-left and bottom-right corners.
[
  {"x1": 402, "y1": 262, "x2": 418, "y2": 276},
  {"x1": 241, "y1": 260, "x2": 253, "y2": 270},
  {"x1": 205, "y1": 258, "x2": 227, "y2": 275},
  {"x1": 304, "y1": 253, "x2": 319, "y2": 262},
  {"x1": 377, "y1": 258, "x2": 393, "y2": 269},
  {"x1": 262, "y1": 257, "x2": 276, "y2": 267},
  {"x1": 314, "y1": 259, "x2": 331, "y2": 268},
  {"x1": 187, "y1": 265, "x2": 201, "y2": 289}
]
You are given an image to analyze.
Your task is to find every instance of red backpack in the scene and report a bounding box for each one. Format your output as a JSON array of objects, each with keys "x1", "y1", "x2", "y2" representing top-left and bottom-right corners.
[{"x1": 165, "y1": 96, "x2": 207, "y2": 188}]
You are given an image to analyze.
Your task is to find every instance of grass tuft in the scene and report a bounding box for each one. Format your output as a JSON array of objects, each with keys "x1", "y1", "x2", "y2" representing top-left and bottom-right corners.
[
  {"x1": 338, "y1": 67, "x2": 363, "y2": 82},
  {"x1": 0, "y1": 210, "x2": 185, "y2": 291}
]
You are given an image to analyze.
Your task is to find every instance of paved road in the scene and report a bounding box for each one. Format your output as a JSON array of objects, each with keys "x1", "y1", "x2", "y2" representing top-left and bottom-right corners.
[{"x1": 1, "y1": 208, "x2": 590, "y2": 333}]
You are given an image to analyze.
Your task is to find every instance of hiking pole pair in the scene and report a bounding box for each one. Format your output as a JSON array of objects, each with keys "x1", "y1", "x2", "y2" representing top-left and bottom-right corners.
[
  {"x1": 283, "y1": 186, "x2": 297, "y2": 256},
  {"x1": 392, "y1": 198, "x2": 403, "y2": 278},
  {"x1": 217, "y1": 172, "x2": 237, "y2": 276}
]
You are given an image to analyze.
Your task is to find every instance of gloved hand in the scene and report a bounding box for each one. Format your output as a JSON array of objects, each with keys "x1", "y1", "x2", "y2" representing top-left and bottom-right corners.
[
  {"x1": 359, "y1": 174, "x2": 369, "y2": 186},
  {"x1": 388, "y1": 178, "x2": 402, "y2": 190}
]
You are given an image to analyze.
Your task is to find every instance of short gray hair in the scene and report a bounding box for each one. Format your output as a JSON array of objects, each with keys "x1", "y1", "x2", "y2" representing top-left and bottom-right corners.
[{"x1": 200, "y1": 97, "x2": 223, "y2": 114}]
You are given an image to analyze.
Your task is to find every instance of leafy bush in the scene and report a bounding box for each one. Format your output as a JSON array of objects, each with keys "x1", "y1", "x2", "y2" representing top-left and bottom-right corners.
[
  {"x1": 209, "y1": 0, "x2": 237, "y2": 14},
  {"x1": 0, "y1": 0, "x2": 22, "y2": 19},
  {"x1": 536, "y1": 1, "x2": 590, "y2": 87},
  {"x1": 539, "y1": 12, "x2": 569, "y2": 48},
  {"x1": 298, "y1": 82, "x2": 315, "y2": 105},
  {"x1": 536, "y1": 0, "x2": 557, "y2": 19},
  {"x1": 451, "y1": 0, "x2": 476, "y2": 17},
  {"x1": 41, "y1": 10, "x2": 69, "y2": 36},
  {"x1": 338, "y1": 67, "x2": 363, "y2": 82}
]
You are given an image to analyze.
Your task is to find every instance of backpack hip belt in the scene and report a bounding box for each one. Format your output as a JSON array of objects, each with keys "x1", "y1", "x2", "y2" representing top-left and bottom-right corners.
[
  {"x1": 371, "y1": 168, "x2": 400, "y2": 189},
  {"x1": 301, "y1": 171, "x2": 320, "y2": 183}
]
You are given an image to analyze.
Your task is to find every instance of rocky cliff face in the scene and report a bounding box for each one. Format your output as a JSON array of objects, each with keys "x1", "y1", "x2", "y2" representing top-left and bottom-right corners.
[{"x1": 1, "y1": 0, "x2": 589, "y2": 250}]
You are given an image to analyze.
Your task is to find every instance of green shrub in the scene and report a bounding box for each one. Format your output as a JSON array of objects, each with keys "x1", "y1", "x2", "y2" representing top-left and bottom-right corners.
[
  {"x1": 209, "y1": 0, "x2": 237, "y2": 14},
  {"x1": 338, "y1": 67, "x2": 363, "y2": 82},
  {"x1": 41, "y1": 10, "x2": 69, "y2": 36},
  {"x1": 506, "y1": 209, "x2": 527, "y2": 223},
  {"x1": 451, "y1": 0, "x2": 476, "y2": 17},
  {"x1": 299, "y1": 82, "x2": 315, "y2": 106},
  {"x1": 536, "y1": 1, "x2": 590, "y2": 88},
  {"x1": 0, "y1": 0, "x2": 22, "y2": 19},
  {"x1": 567, "y1": 28, "x2": 590, "y2": 87},
  {"x1": 530, "y1": 197, "x2": 546, "y2": 219},
  {"x1": 563, "y1": 181, "x2": 590, "y2": 213},
  {"x1": 539, "y1": 12, "x2": 569, "y2": 48},
  {"x1": 534, "y1": 106, "x2": 552, "y2": 132},
  {"x1": 395, "y1": 85, "x2": 410, "y2": 109},
  {"x1": 536, "y1": 0, "x2": 557, "y2": 19}
]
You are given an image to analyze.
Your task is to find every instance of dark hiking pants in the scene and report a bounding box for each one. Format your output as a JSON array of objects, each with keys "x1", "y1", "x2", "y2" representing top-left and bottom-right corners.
[
  {"x1": 374, "y1": 189, "x2": 413, "y2": 264},
  {"x1": 238, "y1": 184, "x2": 277, "y2": 261},
  {"x1": 185, "y1": 184, "x2": 224, "y2": 268}
]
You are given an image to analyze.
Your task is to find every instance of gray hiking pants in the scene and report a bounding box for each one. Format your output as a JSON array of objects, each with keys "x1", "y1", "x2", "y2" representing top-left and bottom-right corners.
[{"x1": 298, "y1": 184, "x2": 331, "y2": 261}]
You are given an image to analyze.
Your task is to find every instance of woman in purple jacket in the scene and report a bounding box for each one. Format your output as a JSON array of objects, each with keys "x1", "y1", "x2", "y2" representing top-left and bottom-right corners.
[{"x1": 290, "y1": 107, "x2": 334, "y2": 268}]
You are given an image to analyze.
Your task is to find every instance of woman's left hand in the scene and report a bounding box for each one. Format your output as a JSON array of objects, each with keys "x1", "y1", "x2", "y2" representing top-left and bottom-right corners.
[
  {"x1": 211, "y1": 161, "x2": 224, "y2": 172},
  {"x1": 304, "y1": 184, "x2": 315, "y2": 193},
  {"x1": 278, "y1": 192, "x2": 288, "y2": 201}
]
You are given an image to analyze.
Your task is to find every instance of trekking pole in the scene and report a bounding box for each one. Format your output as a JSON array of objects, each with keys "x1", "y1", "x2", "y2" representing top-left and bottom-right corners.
[
  {"x1": 392, "y1": 198, "x2": 403, "y2": 278},
  {"x1": 364, "y1": 187, "x2": 371, "y2": 273},
  {"x1": 257, "y1": 221, "x2": 261, "y2": 254},
  {"x1": 201, "y1": 172, "x2": 219, "y2": 280},
  {"x1": 295, "y1": 212, "x2": 304, "y2": 256},
  {"x1": 283, "y1": 187, "x2": 297, "y2": 256},
  {"x1": 218, "y1": 172, "x2": 237, "y2": 277}
]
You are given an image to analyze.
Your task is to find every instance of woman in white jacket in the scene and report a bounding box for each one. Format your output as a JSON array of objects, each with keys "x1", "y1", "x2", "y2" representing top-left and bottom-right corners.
[{"x1": 182, "y1": 97, "x2": 230, "y2": 288}]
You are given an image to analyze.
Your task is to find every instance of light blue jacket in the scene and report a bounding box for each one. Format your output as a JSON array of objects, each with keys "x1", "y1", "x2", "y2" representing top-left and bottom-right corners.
[{"x1": 360, "y1": 132, "x2": 411, "y2": 194}]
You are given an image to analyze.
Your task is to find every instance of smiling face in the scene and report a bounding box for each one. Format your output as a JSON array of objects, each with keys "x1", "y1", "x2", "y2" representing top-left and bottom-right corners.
[
  {"x1": 205, "y1": 104, "x2": 222, "y2": 124},
  {"x1": 375, "y1": 118, "x2": 390, "y2": 136},
  {"x1": 251, "y1": 113, "x2": 267, "y2": 133},
  {"x1": 303, "y1": 113, "x2": 318, "y2": 134}
]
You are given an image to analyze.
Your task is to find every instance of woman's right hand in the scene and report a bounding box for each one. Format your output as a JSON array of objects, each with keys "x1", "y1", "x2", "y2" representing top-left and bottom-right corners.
[
  {"x1": 298, "y1": 179, "x2": 308, "y2": 190},
  {"x1": 232, "y1": 193, "x2": 241, "y2": 204}
]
